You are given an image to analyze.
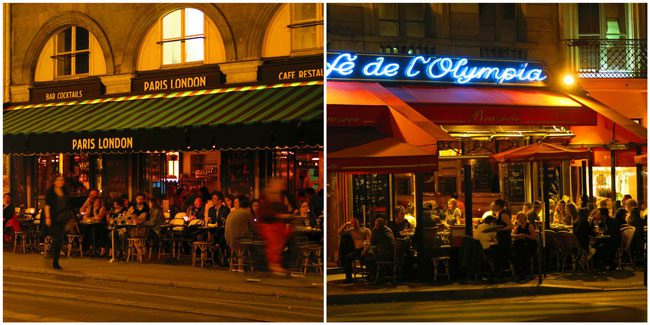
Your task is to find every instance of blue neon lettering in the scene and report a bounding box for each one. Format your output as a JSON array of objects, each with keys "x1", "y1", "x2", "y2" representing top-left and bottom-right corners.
[
  {"x1": 327, "y1": 53, "x2": 547, "y2": 85},
  {"x1": 325, "y1": 53, "x2": 357, "y2": 77},
  {"x1": 361, "y1": 57, "x2": 401, "y2": 77},
  {"x1": 405, "y1": 56, "x2": 431, "y2": 77}
]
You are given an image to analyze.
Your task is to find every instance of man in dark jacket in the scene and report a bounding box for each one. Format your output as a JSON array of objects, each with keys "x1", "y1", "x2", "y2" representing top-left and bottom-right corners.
[{"x1": 364, "y1": 218, "x2": 395, "y2": 282}]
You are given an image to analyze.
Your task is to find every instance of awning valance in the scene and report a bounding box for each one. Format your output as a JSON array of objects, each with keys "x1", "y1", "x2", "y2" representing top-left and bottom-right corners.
[
  {"x1": 3, "y1": 82, "x2": 323, "y2": 154},
  {"x1": 385, "y1": 85, "x2": 598, "y2": 126}
]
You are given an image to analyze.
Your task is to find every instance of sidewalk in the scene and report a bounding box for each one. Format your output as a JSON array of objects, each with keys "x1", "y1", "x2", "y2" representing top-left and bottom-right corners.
[
  {"x1": 327, "y1": 267, "x2": 646, "y2": 305},
  {"x1": 3, "y1": 252, "x2": 323, "y2": 301}
]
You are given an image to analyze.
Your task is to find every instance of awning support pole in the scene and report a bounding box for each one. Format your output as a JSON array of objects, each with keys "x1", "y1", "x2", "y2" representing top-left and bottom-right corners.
[
  {"x1": 636, "y1": 146, "x2": 644, "y2": 207},
  {"x1": 464, "y1": 164, "x2": 473, "y2": 237},
  {"x1": 611, "y1": 149, "x2": 617, "y2": 209},
  {"x1": 581, "y1": 160, "x2": 588, "y2": 208},
  {"x1": 542, "y1": 161, "x2": 550, "y2": 282}
]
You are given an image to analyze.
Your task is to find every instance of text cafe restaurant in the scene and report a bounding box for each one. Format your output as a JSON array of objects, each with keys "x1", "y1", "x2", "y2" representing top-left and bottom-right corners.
[
  {"x1": 326, "y1": 52, "x2": 646, "y2": 258},
  {"x1": 3, "y1": 56, "x2": 324, "y2": 210}
]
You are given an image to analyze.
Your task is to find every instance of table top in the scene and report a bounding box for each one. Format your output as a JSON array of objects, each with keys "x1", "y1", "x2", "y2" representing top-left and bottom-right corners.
[
  {"x1": 590, "y1": 235, "x2": 611, "y2": 240},
  {"x1": 80, "y1": 219, "x2": 103, "y2": 225}
]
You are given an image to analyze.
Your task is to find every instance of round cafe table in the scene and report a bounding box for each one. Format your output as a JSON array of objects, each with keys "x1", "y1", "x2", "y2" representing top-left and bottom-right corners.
[{"x1": 109, "y1": 223, "x2": 138, "y2": 262}]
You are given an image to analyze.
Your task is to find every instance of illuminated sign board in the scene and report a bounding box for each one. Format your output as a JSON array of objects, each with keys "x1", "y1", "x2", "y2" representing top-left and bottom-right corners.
[{"x1": 326, "y1": 52, "x2": 547, "y2": 86}]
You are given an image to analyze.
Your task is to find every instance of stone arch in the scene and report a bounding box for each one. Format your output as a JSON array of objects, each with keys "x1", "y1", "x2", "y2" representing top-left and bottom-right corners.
[
  {"x1": 248, "y1": 3, "x2": 284, "y2": 59},
  {"x1": 21, "y1": 11, "x2": 115, "y2": 84},
  {"x1": 122, "y1": 3, "x2": 236, "y2": 73}
]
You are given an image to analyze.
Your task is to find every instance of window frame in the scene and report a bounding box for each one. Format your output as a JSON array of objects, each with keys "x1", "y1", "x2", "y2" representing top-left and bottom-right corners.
[
  {"x1": 51, "y1": 26, "x2": 90, "y2": 78},
  {"x1": 377, "y1": 3, "x2": 428, "y2": 38},
  {"x1": 159, "y1": 8, "x2": 206, "y2": 67},
  {"x1": 288, "y1": 3, "x2": 324, "y2": 53},
  {"x1": 577, "y1": 3, "x2": 629, "y2": 40}
]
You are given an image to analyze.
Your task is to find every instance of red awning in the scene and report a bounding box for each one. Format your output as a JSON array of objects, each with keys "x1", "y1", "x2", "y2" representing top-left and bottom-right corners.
[
  {"x1": 328, "y1": 81, "x2": 455, "y2": 149},
  {"x1": 328, "y1": 127, "x2": 438, "y2": 174},
  {"x1": 567, "y1": 94, "x2": 647, "y2": 143},
  {"x1": 385, "y1": 85, "x2": 598, "y2": 126},
  {"x1": 489, "y1": 142, "x2": 592, "y2": 163}
]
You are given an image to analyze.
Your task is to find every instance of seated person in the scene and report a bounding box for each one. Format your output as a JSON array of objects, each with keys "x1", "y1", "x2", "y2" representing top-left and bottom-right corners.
[
  {"x1": 126, "y1": 193, "x2": 150, "y2": 238},
  {"x1": 225, "y1": 197, "x2": 254, "y2": 249},
  {"x1": 391, "y1": 206, "x2": 415, "y2": 237},
  {"x1": 527, "y1": 201, "x2": 542, "y2": 224},
  {"x1": 338, "y1": 217, "x2": 371, "y2": 284},
  {"x1": 573, "y1": 208, "x2": 595, "y2": 251},
  {"x1": 512, "y1": 213, "x2": 537, "y2": 283},
  {"x1": 145, "y1": 197, "x2": 165, "y2": 245},
  {"x1": 474, "y1": 216, "x2": 500, "y2": 281},
  {"x1": 363, "y1": 218, "x2": 395, "y2": 282}
]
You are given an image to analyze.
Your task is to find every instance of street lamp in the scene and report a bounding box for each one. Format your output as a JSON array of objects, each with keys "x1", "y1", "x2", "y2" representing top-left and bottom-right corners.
[{"x1": 562, "y1": 74, "x2": 576, "y2": 87}]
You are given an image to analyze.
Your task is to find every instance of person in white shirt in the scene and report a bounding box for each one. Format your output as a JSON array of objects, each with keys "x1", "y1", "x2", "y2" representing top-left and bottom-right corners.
[{"x1": 474, "y1": 216, "x2": 498, "y2": 250}]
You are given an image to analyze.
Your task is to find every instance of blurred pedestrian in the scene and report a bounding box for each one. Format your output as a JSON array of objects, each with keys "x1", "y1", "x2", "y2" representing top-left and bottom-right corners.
[{"x1": 44, "y1": 175, "x2": 74, "y2": 270}]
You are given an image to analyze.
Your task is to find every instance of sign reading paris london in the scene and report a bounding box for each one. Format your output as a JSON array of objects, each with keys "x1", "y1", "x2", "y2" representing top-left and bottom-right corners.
[
  {"x1": 72, "y1": 137, "x2": 134, "y2": 151},
  {"x1": 326, "y1": 52, "x2": 547, "y2": 85}
]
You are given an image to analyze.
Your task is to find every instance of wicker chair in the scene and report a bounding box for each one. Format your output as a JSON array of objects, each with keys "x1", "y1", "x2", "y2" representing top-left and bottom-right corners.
[
  {"x1": 374, "y1": 239, "x2": 405, "y2": 285},
  {"x1": 617, "y1": 226, "x2": 636, "y2": 270}
]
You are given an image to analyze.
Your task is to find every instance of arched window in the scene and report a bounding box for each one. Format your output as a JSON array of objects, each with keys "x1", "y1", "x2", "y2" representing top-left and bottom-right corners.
[
  {"x1": 263, "y1": 4, "x2": 323, "y2": 58},
  {"x1": 138, "y1": 8, "x2": 225, "y2": 71},
  {"x1": 161, "y1": 8, "x2": 205, "y2": 65},
  {"x1": 54, "y1": 26, "x2": 90, "y2": 76},
  {"x1": 34, "y1": 25, "x2": 106, "y2": 82}
]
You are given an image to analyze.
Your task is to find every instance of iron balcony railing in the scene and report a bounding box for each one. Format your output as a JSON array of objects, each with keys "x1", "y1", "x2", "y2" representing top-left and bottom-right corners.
[{"x1": 565, "y1": 38, "x2": 647, "y2": 78}]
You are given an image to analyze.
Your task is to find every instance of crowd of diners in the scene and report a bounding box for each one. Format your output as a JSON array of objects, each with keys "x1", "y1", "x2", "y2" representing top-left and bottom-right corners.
[
  {"x1": 3, "y1": 175, "x2": 324, "y2": 274},
  {"x1": 338, "y1": 194, "x2": 647, "y2": 285}
]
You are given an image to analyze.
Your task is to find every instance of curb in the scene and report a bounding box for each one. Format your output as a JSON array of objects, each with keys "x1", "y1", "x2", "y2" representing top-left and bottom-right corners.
[
  {"x1": 4, "y1": 265, "x2": 323, "y2": 301},
  {"x1": 327, "y1": 283, "x2": 646, "y2": 305}
]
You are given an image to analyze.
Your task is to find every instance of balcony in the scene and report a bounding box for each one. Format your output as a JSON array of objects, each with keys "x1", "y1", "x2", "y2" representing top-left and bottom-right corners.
[{"x1": 565, "y1": 39, "x2": 647, "y2": 79}]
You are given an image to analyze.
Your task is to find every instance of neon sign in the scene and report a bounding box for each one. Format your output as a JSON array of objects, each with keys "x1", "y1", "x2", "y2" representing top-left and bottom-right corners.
[{"x1": 326, "y1": 52, "x2": 548, "y2": 86}]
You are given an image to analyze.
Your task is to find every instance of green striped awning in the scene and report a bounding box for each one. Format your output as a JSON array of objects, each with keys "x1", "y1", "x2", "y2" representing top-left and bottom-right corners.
[
  {"x1": 3, "y1": 81, "x2": 323, "y2": 154},
  {"x1": 4, "y1": 81, "x2": 322, "y2": 135}
]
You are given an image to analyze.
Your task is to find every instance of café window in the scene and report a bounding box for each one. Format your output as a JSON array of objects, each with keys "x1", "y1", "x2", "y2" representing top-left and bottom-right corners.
[
  {"x1": 290, "y1": 3, "x2": 324, "y2": 52},
  {"x1": 161, "y1": 8, "x2": 205, "y2": 65},
  {"x1": 378, "y1": 3, "x2": 427, "y2": 38},
  {"x1": 53, "y1": 26, "x2": 90, "y2": 76}
]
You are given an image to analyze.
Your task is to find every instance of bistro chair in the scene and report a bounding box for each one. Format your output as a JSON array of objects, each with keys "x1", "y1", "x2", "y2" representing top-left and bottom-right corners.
[
  {"x1": 12, "y1": 230, "x2": 29, "y2": 254},
  {"x1": 126, "y1": 237, "x2": 147, "y2": 263},
  {"x1": 230, "y1": 239, "x2": 255, "y2": 273},
  {"x1": 556, "y1": 231, "x2": 588, "y2": 272},
  {"x1": 617, "y1": 226, "x2": 636, "y2": 270},
  {"x1": 297, "y1": 242, "x2": 323, "y2": 274},
  {"x1": 192, "y1": 241, "x2": 215, "y2": 268},
  {"x1": 67, "y1": 234, "x2": 84, "y2": 258},
  {"x1": 544, "y1": 230, "x2": 562, "y2": 271},
  {"x1": 169, "y1": 218, "x2": 186, "y2": 258},
  {"x1": 374, "y1": 239, "x2": 405, "y2": 285}
]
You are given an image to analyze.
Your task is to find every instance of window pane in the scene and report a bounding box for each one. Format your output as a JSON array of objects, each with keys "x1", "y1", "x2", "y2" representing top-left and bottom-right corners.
[
  {"x1": 162, "y1": 41, "x2": 182, "y2": 65},
  {"x1": 404, "y1": 22, "x2": 425, "y2": 38},
  {"x1": 294, "y1": 3, "x2": 317, "y2": 22},
  {"x1": 379, "y1": 21, "x2": 399, "y2": 37},
  {"x1": 185, "y1": 8, "x2": 204, "y2": 36},
  {"x1": 479, "y1": 3, "x2": 495, "y2": 25},
  {"x1": 185, "y1": 38, "x2": 204, "y2": 62},
  {"x1": 57, "y1": 27, "x2": 72, "y2": 53},
  {"x1": 163, "y1": 10, "x2": 182, "y2": 39},
  {"x1": 403, "y1": 4, "x2": 425, "y2": 22},
  {"x1": 502, "y1": 4, "x2": 516, "y2": 20},
  {"x1": 57, "y1": 55, "x2": 72, "y2": 76},
  {"x1": 75, "y1": 27, "x2": 89, "y2": 51},
  {"x1": 75, "y1": 52, "x2": 89, "y2": 74},
  {"x1": 292, "y1": 26, "x2": 318, "y2": 50},
  {"x1": 604, "y1": 3, "x2": 626, "y2": 35},
  {"x1": 578, "y1": 3, "x2": 600, "y2": 35},
  {"x1": 378, "y1": 4, "x2": 398, "y2": 20}
]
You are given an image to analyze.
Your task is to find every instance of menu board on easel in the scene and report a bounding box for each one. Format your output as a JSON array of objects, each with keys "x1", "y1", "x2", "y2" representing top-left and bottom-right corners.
[
  {"x1": 352, "y1": 174, "x2": 389, "y2": 227},
  {"x1": 506, "y1": 163, "x2": 526, "y2": 203},
  {"x1": 221, "y1": 151, "x2": 254, "y2": 197}
]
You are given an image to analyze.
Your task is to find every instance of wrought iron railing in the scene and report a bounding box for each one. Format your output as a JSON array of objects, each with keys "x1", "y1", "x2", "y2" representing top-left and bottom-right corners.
[{"x1": 565, "y1": 39, "x2": 647, "y2": 78}]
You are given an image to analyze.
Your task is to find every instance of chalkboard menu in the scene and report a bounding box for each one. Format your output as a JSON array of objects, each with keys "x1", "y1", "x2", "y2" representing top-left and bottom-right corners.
[
  {"x1": 352, "y1": 174, "x2": 389, "y2": 227},
  {"x1": 474, "y1": 159, "x2": 492, "y2": 192},
  {"x1": 505, "y1": 163, "x2": 526, "y2": 203},
  {"x1": 438, "y1": 176, "x2": 457, "y2": 195},
  {"x1": 221, "y1": 151, "x2": 254, "y2": 197}
]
